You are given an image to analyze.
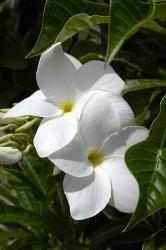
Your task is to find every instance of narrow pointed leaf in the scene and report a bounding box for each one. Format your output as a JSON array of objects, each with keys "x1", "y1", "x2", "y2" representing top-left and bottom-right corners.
[
  {"x1": 20, "y1": 156, "x2": 47, "y2": 197},
  {"x1": 0, "y1": 184, "x2": 18, "y2": 206}
]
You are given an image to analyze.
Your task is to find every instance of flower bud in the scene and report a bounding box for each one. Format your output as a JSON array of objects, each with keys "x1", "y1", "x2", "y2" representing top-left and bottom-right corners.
[{"x1": 0, "y1": 147, "x2": 22, "y2": 165}]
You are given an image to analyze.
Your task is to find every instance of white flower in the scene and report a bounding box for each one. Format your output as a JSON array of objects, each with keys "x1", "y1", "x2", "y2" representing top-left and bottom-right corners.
[
  {"x1": 0, "y1": 147, "x2": 22, "y2": 165},
  {"x1": 48, "y1": 92, "x2": 148, "y2": 220},
  {"x1": 4, "y1": 43, "x2": 125, "y2": 158}
]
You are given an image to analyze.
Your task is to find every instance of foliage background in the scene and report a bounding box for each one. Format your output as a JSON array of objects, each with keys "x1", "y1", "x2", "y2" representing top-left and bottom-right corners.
[{"x1": 0, "y1": 0, "x2": 166, "y2": 249}]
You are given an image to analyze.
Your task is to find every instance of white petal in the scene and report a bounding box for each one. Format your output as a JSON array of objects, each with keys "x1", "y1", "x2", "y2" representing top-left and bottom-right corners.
[
  {"x1": 34, "y1": 113, "x2": 78, "y2": 157},
  {"x1": 101, "y1": 157, "x2": 139, "y2": 213},
  {"x1": 0, "y1": 147, "x2": 22, "y2": 165},
  {"x1": 65, "y1": 53, "x2": 81, "y2": 69},
  {"x1": 102, "y1": 126, "x2": 149, "y2": 157},
  {"x1": 74, "y1": 90, "x2": 97, "y2": 118},
  {"x1": 4, "y1": 90, "x2": 61, "y2": 118},
  {"x1": 36, "y1": 43, "x2": 79, "y2": 103},
  {"x1": 64, "y1": 167, "x2": 111, "y2": 220},
  {"x1": 79, "y1": 91, "x2": 130, "y2": 149},
  {"x1": 73, "y1": 60, "x2": 124, "y2": 94},
  {"x1": 49, "y1": 135, "x2": 93, "y2": 177},
  {"x1": 108, "y1": 93, "x2": 134, "y2": 128}
]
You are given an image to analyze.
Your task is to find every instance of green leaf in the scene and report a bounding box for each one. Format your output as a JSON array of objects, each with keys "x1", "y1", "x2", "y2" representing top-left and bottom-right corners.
[
  {"x1": 135, "y1": 89, "x2": 161, "y2": 126},
  {"x1": 6, "y1": 169, "x2": 46, "y2": 201},
  {"x1": 153, "y1": 2, "x2": 166, "y2": 21},
  {"x1": 122, "y1": 79, "x2": 166, "y2": 95},
  {"x1": 143, "y1": 227, "x2": 166, "y2": 250},
  {"x1": 5, "y1": 234, "x2": 41, "y2": 250},
  {"x1": 125, "y1": 95, "x2": 166, "y2": 230},
  {"x1": 27, "y1": 0, "x2": 108, "y2": 57},
  {"x1": 0, "y1": 230, "x2": 34, "y2": 243},
  {"x1": 0, "y1": 205, "x2": 45, "y2": 235},
  {"x1": 0, "y1": 183, "x2": 18, "y2": 206},
  {"x1": 20, "y1": 156, "x2": 47, "y2": 197},
  {"x1": 0, "y1": 202, "x2": 59, "y2": 237},
  {"x1": 143, "y1": 20, "x2": 166, "y2": 34},
  {"x1": 71, "y1": 40, "x2": 100, "y2": 59},
  {"x1": 106, "y1": 0, "x2": 155, "y2": 64},
  {"x1": 56, "y1": 13, "x2": 109, "y2": 43}
]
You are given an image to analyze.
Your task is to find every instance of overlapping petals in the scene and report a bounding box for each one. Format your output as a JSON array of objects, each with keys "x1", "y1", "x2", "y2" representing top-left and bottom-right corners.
[
  {"x1": 5, "y1": 42, "x2": 126, "y2": 157},
  {"x1": 72, "y1": 60, "x2": 125, "y2": 95},
  {"x1": 34, "y1": 113, "x2": 78, "y2": 157},
  {"x1": 79, "y1": 91, "x2": 134, "y2": 148},
  {"x1": 49, "y1": 91, "x2": 134, "y2": 173},
  {"x1": 49, "y1": 93, "x2": 148, "y2": 219},
  {"x1": 4, "y1": 42, "x2": 148, "y2": 220}
]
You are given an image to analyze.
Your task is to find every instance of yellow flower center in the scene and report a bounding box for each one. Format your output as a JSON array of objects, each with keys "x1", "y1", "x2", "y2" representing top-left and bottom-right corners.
[
  {"x1": 59, "y1": 101, "x2": 74, "y2": 113},
  {"x1": 87, "y1": 148, "x2": 104, "y2": 167}
]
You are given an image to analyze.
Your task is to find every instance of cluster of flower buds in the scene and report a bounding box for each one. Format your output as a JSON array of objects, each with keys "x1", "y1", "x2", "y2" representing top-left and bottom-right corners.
[{"x1": 0, "y1": 111, "x2": 40, "y2": 165}]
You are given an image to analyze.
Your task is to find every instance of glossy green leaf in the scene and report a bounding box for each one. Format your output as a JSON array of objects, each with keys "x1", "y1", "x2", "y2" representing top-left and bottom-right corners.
[
  {"x1": 27, "y1": 0, "x2": 108, "y2": 57},
  {"x1": 122, "y1": 79, "x2": 166, "y2": 95},
  {"x1": 143, "y1": 227, "x2": 166, "y2": 250},
  {"x1": 125, "y1": 95, "x2": 166, "y2": 230},
  {"x1": 106, "y1": 0, "x2": 155, "y2": 64},
  {"x1": 56, "y1": 13, "x2": 109, "y2": 43}
]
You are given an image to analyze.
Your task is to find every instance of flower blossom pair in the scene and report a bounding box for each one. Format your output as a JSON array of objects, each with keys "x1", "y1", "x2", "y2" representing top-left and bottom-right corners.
[{"x1": 5, "y1": 43, "x2": 148, "y2": 219}]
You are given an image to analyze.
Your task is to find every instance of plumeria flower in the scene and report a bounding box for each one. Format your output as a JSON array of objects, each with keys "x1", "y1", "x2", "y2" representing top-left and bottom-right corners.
[
  {"x1": 5, "y1": 43, "x2": 125, "y2": 157},
  {"x1": 48, "y1": 92, "x2": 148, "y2": 220},
  {"x1": 0, "y1": 147, "x2": 22, "y2": 165}
]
